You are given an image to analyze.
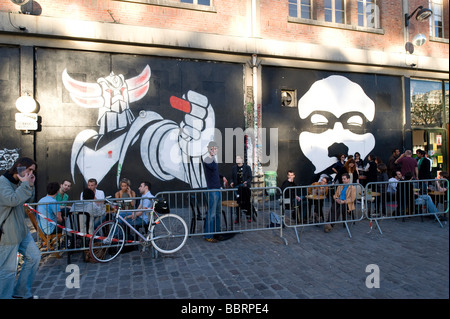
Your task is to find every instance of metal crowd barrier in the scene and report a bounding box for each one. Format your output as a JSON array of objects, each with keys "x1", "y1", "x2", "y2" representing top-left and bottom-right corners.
[
  {"x1": 154, "y1": 187, "x2": 286, "y2": 244},
  {"x1": 365, "y1": 178, "x2": 449, "y2": 234},
  {"x1": 25, "y1": 180, "x2": 448, "y2": 257},
  {"x1": 25, "y1": 187, "x2": 286, "y2": 257},
  {"x1": 25, "y1": 197, "x2": 148, "y2": 259},
  {"x1": 282, "y1": 183, "x2": 366, "y2": 242}
]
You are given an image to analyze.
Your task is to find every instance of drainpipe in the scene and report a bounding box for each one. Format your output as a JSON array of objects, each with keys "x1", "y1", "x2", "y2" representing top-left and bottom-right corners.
[
  {"x1": 251, "y1": 54, "x2": 260, "y2": 177},
  {"x1": 252, "y1": 0, "x2": 257, "y2": 38},
  {"x1": 250, "y1": 0, "x2": 260, "y2": 177}
]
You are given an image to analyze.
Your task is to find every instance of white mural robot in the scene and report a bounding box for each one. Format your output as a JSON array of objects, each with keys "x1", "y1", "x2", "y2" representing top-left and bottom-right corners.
[
  {"x1": 62, "y1": 65, "x2": 215, "y2": 188},
  {"x1": 298, "y1": 75, "x2": 376, "y2": 174}
]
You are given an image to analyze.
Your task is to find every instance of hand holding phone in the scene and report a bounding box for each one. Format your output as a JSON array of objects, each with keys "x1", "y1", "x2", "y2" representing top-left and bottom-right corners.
[
  {"x1": 17, "y1": 166, "x2": 26, "y2": 177},
  {"x1": 17, "y1": 167, "x2": 35, "y2": 186}
]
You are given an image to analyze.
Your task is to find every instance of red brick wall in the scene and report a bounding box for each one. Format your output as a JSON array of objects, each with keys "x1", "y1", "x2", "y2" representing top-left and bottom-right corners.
[{"x1": 0, "y1": 0, "x2": 447, "y2": 59}]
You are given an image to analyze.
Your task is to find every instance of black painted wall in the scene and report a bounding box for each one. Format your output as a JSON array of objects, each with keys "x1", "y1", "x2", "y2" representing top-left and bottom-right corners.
[
  {"x1": 0, "y1": 46, "x2": 35, "y2": 183},
  {"x1": 1, "y1": 47, "x2": 245, "y2": 200},
  {"x1": 261, "y1": 66, "x2": 404, "y2": 186},
  {"x1": 0, "y1": 46, "x2": 410, "y2": 199}
]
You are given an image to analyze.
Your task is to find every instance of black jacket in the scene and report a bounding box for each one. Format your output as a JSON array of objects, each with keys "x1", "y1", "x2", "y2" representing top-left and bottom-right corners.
[
  {"x1": 230, "y1": 164, "x2": 252, "y2": 187},
  {"x1": 418, "y1": 158, "x2": 431, "y2": 180}
]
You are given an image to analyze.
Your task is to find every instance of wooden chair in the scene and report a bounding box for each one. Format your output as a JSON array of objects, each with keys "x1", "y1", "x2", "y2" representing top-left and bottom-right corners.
[{"x1": 25, "y1": 207, "x2": 63, "y2": 258}]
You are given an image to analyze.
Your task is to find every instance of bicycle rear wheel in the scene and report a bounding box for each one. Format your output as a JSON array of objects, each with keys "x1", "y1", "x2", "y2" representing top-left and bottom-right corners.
[
  {"x1": 150, "y1": 214, "x2": 188, "y2": 254},
  {"x1": 89, "y1": 221, "x2": 125, "y2": 263}
]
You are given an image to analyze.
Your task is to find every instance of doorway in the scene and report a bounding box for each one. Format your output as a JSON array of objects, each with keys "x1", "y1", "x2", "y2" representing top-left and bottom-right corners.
[{"x1": 412, "y1": 129, "x2": 448, "y2": 178}]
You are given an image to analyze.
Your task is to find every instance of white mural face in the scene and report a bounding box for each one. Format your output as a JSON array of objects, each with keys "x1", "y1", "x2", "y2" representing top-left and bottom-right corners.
[
  {"x1": 298, "y1": 75, "x2": 376, "y2": 174},
  {"x1": 62, "y1": 65, "x2": 215, "y2": 188}
]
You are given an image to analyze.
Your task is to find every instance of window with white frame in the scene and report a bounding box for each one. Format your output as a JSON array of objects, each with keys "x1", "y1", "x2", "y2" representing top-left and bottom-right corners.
[
  {"x1": 180, "y1": 0, "x2": 211, "y2": 5},
  {"x1": 289, "y1": 0, "x2": 313, "y2": 19},
  {"x1": 325, "y1": 0, "x2": 345, "y2": 24},
  {"x1": 429, "y1": 0, "x2": 443, "y2": 38},
  {"x1": 357, "y1": 0, "x2": 380, "y2": 28}
]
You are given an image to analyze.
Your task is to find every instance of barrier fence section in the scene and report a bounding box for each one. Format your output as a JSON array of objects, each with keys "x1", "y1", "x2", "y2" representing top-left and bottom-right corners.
[
  {"x1": 25, "y1": 186, "x2": 286, "y2": 257},
  {"x1": 365, "y1": 178, "x2": 449, "y2": 234},
  {"x1": 25, "y1": 199, "x2": 103, "y2": 257},
  {"x1": 282, "y1": 183, "x2": 366, "y2": 243},
  {"x1": 24, "y1": 180, "x2": 448, "y2": 256},
  {"x1": 154, "y1": 187, "x2": 286, "y2": 244}
]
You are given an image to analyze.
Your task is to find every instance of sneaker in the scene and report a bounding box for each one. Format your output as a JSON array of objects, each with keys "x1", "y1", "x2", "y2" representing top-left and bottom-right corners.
[
  {"x1": 324, "y1": 224, "x2": 332, "y2": 233},
  {"x1": 204, "y1": 238, "x2": 218, "y2": 243}
]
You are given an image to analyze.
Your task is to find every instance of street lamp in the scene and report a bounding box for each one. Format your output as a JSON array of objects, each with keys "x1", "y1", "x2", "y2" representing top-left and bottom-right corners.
[
  {"x1": 405, "y1": 6, "x2": 433, "y2": 27},
  {"x1": 404, "y1": 5, "x2": 433, "y2": 57}
]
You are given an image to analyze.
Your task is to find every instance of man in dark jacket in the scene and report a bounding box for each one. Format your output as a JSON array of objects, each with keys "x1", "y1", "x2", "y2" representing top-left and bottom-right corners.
[
  {"x1": 416, "y1": 149, "x2": 431, "y2": 180},
  {"x1": 230, "y1": 155, "x2": 254, "y2": 222},
  {"x1": 202, "y1": 141, "x2": 222, "y2": 242}
]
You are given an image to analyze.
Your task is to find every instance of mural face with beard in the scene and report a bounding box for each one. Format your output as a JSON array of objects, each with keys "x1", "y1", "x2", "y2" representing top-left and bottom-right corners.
[{"x1": 298, "y1": 75, "x2": 376, "y2": 174}]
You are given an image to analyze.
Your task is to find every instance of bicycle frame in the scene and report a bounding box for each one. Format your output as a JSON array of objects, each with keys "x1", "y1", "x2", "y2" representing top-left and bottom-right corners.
[
  {"x1": 113, "y1": 208, "x2": 152, "y2": 242},
  {"x1": 91, "y1": 197, "x2": 188, "y2": 261},
  {"x1": 102, "y1": 197, "x2": 174, "y2": 245}
]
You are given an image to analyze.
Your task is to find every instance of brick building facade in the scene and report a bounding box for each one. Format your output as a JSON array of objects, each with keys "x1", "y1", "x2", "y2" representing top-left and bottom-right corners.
[{"x1": 0, "y1": 0, "x2": 448, "y2": 198}]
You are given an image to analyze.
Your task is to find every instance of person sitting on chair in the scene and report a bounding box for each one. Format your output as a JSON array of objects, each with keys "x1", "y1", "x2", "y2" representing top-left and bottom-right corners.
[
  {"x1": 115, "y1": 178, "x2": 137, "y2": 210},
  {"x1": 37, "y1": 182, "x2": 64, "y2": 235},
  {"x1": 280, "y1": 170, "x2": 307, "y2": 222},
  {"x1": 307, "y1": 176, "x2": 329, "y2": 223},
  {"x1": 119, "y1": 181, "x2": 154, "y2": 229},
  {"x1": 230, "y1": 155, "x2": 254, "y2": 223},
  {"x1": 70, "y1": 188, "x2": 105, "y2": 234},
  {"x1": 324, "y1": 173, "x2": 356, "y2": 233}
]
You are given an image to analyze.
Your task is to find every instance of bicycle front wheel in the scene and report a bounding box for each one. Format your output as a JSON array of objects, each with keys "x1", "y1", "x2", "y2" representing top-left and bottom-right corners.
[
  {"x1": 89, "y1": 221, "x2": 125, "y2": 263},
  {"x1": 150, "y1": 214, "x2": 188, "y2": 254}
]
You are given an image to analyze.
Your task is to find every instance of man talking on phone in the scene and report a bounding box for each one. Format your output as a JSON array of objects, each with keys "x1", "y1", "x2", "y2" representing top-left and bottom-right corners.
[{"x1": 0, "y1": 157, "x2": 41, "y2": 299}]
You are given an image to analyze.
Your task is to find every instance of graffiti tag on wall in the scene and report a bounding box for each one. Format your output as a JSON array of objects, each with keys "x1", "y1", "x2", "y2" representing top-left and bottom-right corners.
[{"x1": 0, "y1": 148, "x2": 20, "y2": 171}]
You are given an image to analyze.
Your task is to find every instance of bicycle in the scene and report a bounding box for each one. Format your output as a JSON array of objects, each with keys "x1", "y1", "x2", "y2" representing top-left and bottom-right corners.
[{"x1": 89, "y1": 197, "x2": 188, "y2": 263}]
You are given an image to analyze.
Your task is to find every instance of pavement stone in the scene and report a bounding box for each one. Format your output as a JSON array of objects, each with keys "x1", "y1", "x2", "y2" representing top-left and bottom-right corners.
[{"x1": 29, "y1": 216, "x2": 448, "y2": 305}]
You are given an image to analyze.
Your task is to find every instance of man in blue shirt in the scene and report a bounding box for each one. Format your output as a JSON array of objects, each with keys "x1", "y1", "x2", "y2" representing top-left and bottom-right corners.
[
  {"x1": 324, "y1": 173, "x2": 356, "y2": 233},
  {"x1": 202, "y1": 141, "x2": 222, "y2": 242},
  {"x1": 120, "y1": 181, "x2": 155, "y2": 227},
  {"x1": 37, "y1": 182, "x2": 62, "y2": 235}
]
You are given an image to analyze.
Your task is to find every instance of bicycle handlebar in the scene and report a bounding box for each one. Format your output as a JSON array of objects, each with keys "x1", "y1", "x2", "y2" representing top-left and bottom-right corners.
[{"x1": 103, "y1": 195, "x2": 158, "y2": 210}]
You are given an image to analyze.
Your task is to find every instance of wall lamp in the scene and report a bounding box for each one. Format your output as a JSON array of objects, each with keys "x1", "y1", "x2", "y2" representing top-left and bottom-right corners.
[
  {"x1": 15, "y1": 93, "x2": 39, "y2": 133},
  {"x1": 405, "y1": 6, "x2": 433, "y2": 27}
]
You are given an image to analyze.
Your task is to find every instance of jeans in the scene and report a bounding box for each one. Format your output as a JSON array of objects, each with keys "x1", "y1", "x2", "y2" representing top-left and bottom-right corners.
[
  {"x1": 204, "y1": 191, "x2": 222, "y2": 239},
  {"x1": 416, "y1": 195, "x2": 439, "y2": 214},
  {"x1": 0, "y1": 232, "x2": 41, "y2": 299}
]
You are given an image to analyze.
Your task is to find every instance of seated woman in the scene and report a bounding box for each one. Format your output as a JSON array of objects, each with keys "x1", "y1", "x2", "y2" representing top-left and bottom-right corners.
[
  {"x1": 115, "y1": 178, "x2": 137, "y2": 210},
  {"x1": 335, "y1": 159, "x2": 359, "y2": 184},
  {"x1": 307, "y1": 176, "x2": 329, "y2": 223}
]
